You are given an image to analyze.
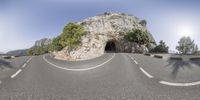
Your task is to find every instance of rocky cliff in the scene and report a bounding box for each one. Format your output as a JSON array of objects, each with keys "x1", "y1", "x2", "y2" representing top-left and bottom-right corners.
[
  {"x1": 54, "y1": 12, "x2": 156, "y2": 60},
  {"x1": 34, "y1": 38, "x2": 52, "y2": 47}
]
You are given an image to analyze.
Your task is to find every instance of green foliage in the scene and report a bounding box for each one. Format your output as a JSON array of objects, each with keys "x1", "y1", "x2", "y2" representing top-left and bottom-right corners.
[
  {"x1": 48, "y1": 36, "x2": 63, "y2": 52},
  {"x1": 151, "y1": 40, "x2": 169, "y2": 53},
  {"x1": 26, "y1": 49, "x2": 34, "y2": 56},
  {"x1": 124, "y1": 29, "x2": 151, "y2": 45},
  {"x1": 59, "y1": 22, "x2": 86, "y2": 48},
  {"x1": 48, "y1": 22, "x2": 86, "y2": 52},
  {"x1": 176, "y1": 36, "x2": 196, "y2": 54},
  {"x1": 27, "y1": 46, "x2": 49, "y2": 56}
]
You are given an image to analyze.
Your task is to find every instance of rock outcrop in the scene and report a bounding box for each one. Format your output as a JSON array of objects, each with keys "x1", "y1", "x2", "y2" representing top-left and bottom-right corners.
[
  {"x1": 54, "y1": 12, "x2": 156, "y2": 60},
  {"x1": 34, "y1": 38, "x2": 52, "y2": 47}
]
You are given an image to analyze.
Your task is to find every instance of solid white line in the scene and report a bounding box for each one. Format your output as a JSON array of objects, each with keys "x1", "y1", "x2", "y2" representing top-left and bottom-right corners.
[
  {"x1": 139, "y1": 67, "x2": 154, "y2": 78},
  {"x1": 159, "y1": 81, "x2": 200, "y2": 87},
  {"x1": 11, "y1": 69, "x2": 22, "y2": 78},
  {"x1": 43, "y1": 53, "x2": 115, "y2": 71}
]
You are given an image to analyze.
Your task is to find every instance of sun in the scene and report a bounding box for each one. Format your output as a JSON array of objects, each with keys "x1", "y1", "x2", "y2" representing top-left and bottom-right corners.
[{"x1": 177, "y1": 25, "x2": 195, "y2": 37}]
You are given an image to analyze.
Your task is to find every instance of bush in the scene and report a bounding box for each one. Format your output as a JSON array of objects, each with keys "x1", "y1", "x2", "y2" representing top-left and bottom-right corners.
[
  {"x1": 48, "y1": 36, "x2": 63, "y2": 52},
  {"x1": 27, "y1": 46, "x2": 49, "y2": 56},
  {"x1": 124, "y1": 29, "x2": 151, "y2": 45},
  {"x1": 59, "y1": 22, "x2": 86, "y2": 49},
  {"x1": 151, "y1": 40, "x2": 169, "y2": 53}
]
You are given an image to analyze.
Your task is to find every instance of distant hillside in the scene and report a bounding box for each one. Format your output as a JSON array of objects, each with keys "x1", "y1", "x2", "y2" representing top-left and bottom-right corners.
[
  {"x1": 26, "y1": 38, "x2": 52, "y2": 56},
  {"x1": 7, "y1": 49, "x2": 27, "y2": 56}
]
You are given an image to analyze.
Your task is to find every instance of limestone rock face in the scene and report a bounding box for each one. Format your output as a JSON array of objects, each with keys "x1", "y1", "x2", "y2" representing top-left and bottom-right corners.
[
  {"x1": 54, "y1": 12, "x2": 156, "y2": 60},
  {"x1": 35, "y1": 38, "x2": 52, "y2": 47}
]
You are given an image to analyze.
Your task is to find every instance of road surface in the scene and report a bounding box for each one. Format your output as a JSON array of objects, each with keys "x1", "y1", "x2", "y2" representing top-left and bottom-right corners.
[{"x1": 0, "y1": 53, "x2": 200, "y2": 100}]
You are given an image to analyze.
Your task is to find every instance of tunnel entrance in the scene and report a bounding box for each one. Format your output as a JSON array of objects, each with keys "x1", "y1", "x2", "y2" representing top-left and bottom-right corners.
[{"x1": 105, "y1": 41, "x2": 116, "y2": 52}]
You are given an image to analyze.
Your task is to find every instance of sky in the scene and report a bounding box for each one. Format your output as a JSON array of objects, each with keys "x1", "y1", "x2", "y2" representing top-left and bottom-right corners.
[{"x1": 0, "y1": 0, "x2": 200, "y2": 53}]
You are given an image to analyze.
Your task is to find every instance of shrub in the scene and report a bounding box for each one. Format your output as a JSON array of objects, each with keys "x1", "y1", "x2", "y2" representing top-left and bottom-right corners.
[
  {"x1": 124, "y1": 29, "x2": 151, "y2": 45},
  {"x1": 59, "y1": 22, "x2": 86, "y2": 49},
  {"x1": 151, "y1": 40, "x2": 169, "y2": 53},
  {"x1": 48, "y1": 36, "x2": 63, "y2": 52}
]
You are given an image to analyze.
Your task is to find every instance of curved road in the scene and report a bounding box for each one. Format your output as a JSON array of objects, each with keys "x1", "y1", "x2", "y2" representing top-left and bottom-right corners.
[{"x1": 0, "y1": 53, "x2": 200, "y2": 100}]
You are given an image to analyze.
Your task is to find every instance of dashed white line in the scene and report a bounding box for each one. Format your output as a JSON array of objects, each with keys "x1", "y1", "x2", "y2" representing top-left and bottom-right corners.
[
  {"x1": 43, "y1": 53, "x2": 115, "y2": 71},
  {"x1": 22, "y1": 63, "x2": 27, "y2": 68},
  {"x1": 139, "y1": 67, "x2": 154, "y2": 78},
  {"x1": 11, "y1": 69, "x2": 22, "y2": 78},
  {"x1": 128, "y1": 55, "x2": 138, "y2": 65},
  {"x1": 159, "y1": 81, "x2": 200, "y2": 87},
  {"x1": 134, "y1": 60, "x2": 138, "y2": 65},
  {"x1": 0, "y1": 80, "x2": 2, "y2": 84},
  {"x1": 26, "y1": 58, "x2": 32, "y2": 63}
]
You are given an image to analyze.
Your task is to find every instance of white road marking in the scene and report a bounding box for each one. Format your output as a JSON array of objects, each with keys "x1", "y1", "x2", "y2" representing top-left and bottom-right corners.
[
  {"x1": 139, "y1": 67, "x2": 154, "y2": 78},
  {"x1": 22, "y1": 58, "x2": 32, "y2": 68},
  {"x1": 127, "y1": 55, "x2": 138, "y2": 65},
  {"x1": 159, "y1": 81, "x2": 200, "y2": 87},
  {"x1": 0, "y1": 80, "x2": 2, "y2": 84},
  {"x1": 128, "y1": 55, "x2": 154, "y2": 78},
  {"x1": 11, "y1": 69, "x2": 22, "y2": 78},
  {"x1": 22, "y1": 63, "x2": 27, "y2": 68},
  {"x1": 134, "y1": 60, "x2": 138, "y2": 65},
  {"x1": 43, "y1": 53, "x2": 115, "y2": 71},
  {"x1": 26, "y1": 58, "x2": 32, "y2": 63}
]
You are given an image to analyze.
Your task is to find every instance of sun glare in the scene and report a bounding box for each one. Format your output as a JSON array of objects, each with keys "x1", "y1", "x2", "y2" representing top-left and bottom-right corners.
[{"x1": 177, "y1": 25, "x2": 196, "y2": 37}]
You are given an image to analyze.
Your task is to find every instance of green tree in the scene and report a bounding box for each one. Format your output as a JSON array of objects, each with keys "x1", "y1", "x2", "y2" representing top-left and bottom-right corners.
[
  {"x1": 48, "y1": 36, "x2": 63, "y2": 52},
  {"x1": 176, "y1": 36, "x2": 195, "y2": 54},
  {"x1": 151, "y1": 40, "x2": 169, "y2": 53},
  {"x1": 59, "y1": 22, "x2": 86, "y2": 49},
  {"x1": 124, "y1": 29, "x2": 151, "y2": 45}
]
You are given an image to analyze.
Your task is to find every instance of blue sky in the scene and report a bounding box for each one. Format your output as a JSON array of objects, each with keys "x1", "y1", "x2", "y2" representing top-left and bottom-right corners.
[{"x1": 0, "y1": 0, "x2": 200, "y2": 53}]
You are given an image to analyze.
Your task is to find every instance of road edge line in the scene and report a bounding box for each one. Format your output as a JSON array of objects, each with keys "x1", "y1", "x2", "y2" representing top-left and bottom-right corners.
[
  {"x1": 159, "y1": 81, "x2": 200, "y2": 87},
  {"x1": 139, "y1": 67, "x2": 154, "y2": 78},
  {"x1": 43, "y1": 53, "x2": 115, "y2": 71}
]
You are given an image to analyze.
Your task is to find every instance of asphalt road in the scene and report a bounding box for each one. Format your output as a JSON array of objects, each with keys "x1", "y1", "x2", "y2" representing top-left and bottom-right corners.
[{"x1": 0, "y1": 53, "x2": 200, "y2": 100}]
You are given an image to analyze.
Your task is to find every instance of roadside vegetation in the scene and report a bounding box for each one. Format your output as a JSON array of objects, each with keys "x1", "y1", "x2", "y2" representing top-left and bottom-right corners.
[
  {"x1": 150, "y1": 40, "x2": 169, "y2": 53},
  {"x1": 49, "y1": 22, "x2": 86, "y2": 52},
  {"x1": 27, "y1": 22, "x2": 86, "y2": 56},
  {"x1": 176, "y1": 36, "x2": 198, "y2": 55},
  {"x1": 124, "y1": 29, "x2": 154, "y2": 45},
  {"x1": 27, "y1": 46, "x2": 49, "y2": 56}
]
